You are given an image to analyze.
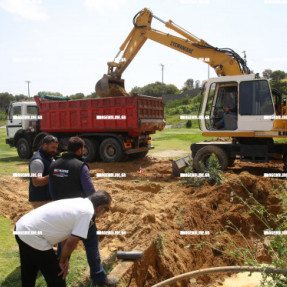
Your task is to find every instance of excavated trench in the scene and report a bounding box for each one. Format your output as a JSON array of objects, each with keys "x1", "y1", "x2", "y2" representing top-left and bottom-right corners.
[{"x1": 0, "y1": 156, "x2": 285, "y2": 286}]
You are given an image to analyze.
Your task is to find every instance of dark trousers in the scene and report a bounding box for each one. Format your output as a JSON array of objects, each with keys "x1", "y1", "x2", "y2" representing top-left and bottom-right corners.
[{"x1": 15, "y1": 235, "x2": 66, "y2": 287}]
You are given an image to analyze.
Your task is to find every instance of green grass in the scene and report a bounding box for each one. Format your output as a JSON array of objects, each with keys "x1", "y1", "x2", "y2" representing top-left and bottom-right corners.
[
  {"x1": 0, "y1": 216, "x2": 90, "y2": 287},
  {"x1": 165, "y1": 115, "x2": 200, "y2": 128},
  {"x1": 150, "y1": 128, "x2": 214, "y2": 153},
  {"x1": 0, "y1": 128, "x2": 29, "y2": 176}
]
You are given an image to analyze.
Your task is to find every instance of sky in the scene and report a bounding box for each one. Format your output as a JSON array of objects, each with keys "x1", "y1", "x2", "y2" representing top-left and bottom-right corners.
[{"x1": 0, "y1": 0, "x2": 286, "y2": 97}]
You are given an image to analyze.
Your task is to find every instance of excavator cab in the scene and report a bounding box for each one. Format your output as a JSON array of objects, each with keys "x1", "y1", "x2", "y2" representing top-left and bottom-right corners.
[
  {"x1": 201, "y1": 75, "x2": 275, "y2": 133},
  {"x1": 204, "y1": 83, "x2": 238, "y2": 131}
]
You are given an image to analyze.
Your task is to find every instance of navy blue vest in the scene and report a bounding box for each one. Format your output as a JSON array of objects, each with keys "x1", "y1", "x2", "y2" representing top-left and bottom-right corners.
[
  {"x1": 29, "y1": 147, "x2": 53, "y2": 201},
  {"x1": 49, "y1": 153, "x2": 86, "y2": 200}
]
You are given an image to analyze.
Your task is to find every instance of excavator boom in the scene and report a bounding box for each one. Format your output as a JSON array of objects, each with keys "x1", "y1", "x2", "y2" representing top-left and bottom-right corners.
[{"x1": 96, "y1": 8, "x2": 250, "y2": 97}]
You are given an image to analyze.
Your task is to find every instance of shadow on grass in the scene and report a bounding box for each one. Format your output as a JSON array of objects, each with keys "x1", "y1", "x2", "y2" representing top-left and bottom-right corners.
[
  {"x1": 0, "y1": 266, "x2": 21, "y2": 287},
  {"x1": 0, "y1": 157, "x2": 28, "y2": 163},
  {"x1": 1, "y1": 266, "x2": 44, "y2": 287}
]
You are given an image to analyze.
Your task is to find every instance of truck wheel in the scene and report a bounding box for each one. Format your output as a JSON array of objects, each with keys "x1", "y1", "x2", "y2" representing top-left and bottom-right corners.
[
  {"x1": 17, "y1": 138, "x2": 33, "y2": 159},
  {"x1": 129, "y1": 151, "x2": 148, "y2": 159},
  {"x1": 193, "y1": 145, "x2": 228, "y2": 171},
  {"x1": 100, "y1": 138, "x2": 124, "y2": 162},
  {"x1": 83, "y1": 138, "x2": 97, "y2": 162}
]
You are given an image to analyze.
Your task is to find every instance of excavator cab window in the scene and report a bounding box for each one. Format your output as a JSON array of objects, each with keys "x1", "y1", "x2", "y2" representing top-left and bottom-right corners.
[
  {"x1": 239, "y1": 80, "x2": 274, "y2": 115},
  {"x1": 205, "y1": 83, "x2": 238, "y2": 130},
  {"x1": 204, "y1": 83, "x2": 216, "y2": 130}
]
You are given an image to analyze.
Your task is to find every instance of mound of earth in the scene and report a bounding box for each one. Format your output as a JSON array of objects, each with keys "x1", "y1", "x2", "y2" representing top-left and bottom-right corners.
[{"x1": 0, "y1": 156, "x2": 285, "y2": 286}]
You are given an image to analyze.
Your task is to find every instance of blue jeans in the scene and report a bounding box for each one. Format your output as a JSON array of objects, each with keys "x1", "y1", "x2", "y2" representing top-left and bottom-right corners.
[
  {"x1": 216, "y1": 112, "x2": 236, "y2": 129},
  {"x1": 57, "y1": 223, "x2": 107, "y2": 284},
  {"x1": 83, "y1": 223, "x2": 107, "y2": 284}
]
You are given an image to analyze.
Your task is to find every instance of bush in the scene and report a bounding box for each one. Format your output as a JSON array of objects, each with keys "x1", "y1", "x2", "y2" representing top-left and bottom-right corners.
[
  {"x1": 182, "y1": 153, "x2": 223, "y2": 187},
  {"x1": 207, "y1": 153, "x2": 223, "y2": 185},
  {"x1": 186, "y1": 120, "x2": 192, "y2": 128}
]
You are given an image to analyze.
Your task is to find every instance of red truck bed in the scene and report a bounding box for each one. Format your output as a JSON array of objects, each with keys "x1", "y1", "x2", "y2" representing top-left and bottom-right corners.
[{"x1": 35, "y1": 95, "x2": 165, "y2": 137}]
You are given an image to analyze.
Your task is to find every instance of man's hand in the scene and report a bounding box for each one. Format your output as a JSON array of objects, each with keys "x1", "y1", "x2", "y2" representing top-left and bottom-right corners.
[
  {"x1": 32, "y1": 175, "x2": 49, "y2": 187},
  {"x1": 58, "y1": 235, "x2": 80, "y2": 279},
  {"x1": 58, "y1": 257, "x2": 69, "y2": 279}
]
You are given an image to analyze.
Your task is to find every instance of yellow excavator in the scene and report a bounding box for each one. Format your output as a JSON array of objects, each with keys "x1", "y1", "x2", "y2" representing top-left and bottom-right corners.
[{"x1": 96, "y1": 8, "x2": 287, "y2": 173}]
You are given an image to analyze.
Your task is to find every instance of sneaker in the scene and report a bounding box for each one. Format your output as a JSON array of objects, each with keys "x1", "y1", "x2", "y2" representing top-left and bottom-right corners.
[{"x1": 94, "y1": 276, "x2": 118, "y2": 287}]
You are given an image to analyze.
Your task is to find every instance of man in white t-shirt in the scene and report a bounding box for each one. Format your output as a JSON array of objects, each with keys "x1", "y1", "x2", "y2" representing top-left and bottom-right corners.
[{"x1": 15, "y1": 190, "x2": 112, "y2": 287}]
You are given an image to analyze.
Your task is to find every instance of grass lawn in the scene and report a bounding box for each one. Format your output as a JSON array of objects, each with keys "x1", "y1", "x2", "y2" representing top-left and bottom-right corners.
[
  {"x1": 0, "y1": 128, "x2": 29, "y2": 176},
  {"x1": 0, "y1": 216, "x2": 91, "y2": 287},
  {"x1": 150, "y1": 128, "x2": 214, "y2": 153}
]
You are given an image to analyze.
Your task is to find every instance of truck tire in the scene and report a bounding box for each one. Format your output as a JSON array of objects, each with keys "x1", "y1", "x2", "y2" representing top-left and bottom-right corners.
[
  {"x1": 99, "y1": 137, "x2": 124, "y2": 162},
  {"x1": 193, "y1": 145, "x2": 228, "y2": 171},
  {"x1": 17, "y1": 138, "x2": 33, "y2": 159},
  {"x1": 83, "y1": 138, "x2": 97, "y2": 162},
  {"x1": 129, "y1": 151, "x2": 148, "y2": 159}
]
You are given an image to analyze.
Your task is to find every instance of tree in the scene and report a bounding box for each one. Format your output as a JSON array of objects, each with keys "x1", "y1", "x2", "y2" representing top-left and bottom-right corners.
[
  {"x1": 87, "y1": 92, "x2": 97, "y2": 98},
  {"x1": 14, "y1": 94, "x2": 29, "y2": 101},
  {"x1": 0, "y1": 92, "x2": 14, "y2": 110},
  {"x1": 69, "y1": 93, "x2": 85, "y2": 100},
  {"x1": 195, "y1": 80, "x2": 201, "y2": 89},
  {"x1": 262, "y1": 69, "x2": 272, "y2": 80},
  {"x1": 270, "y1": 70, "x2": 286, "y2": 82},
  {"x1": 130, "y1": 82, "x2": 179, "y2": 97},
  {"x1": 184, "y1": 79, "x2": 194, "y2": 90},
  {"x1": 269, "y1": 70, "x2": 287, "y2": 95}
]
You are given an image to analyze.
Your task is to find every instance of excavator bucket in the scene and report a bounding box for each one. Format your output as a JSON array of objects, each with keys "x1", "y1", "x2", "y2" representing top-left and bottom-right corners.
[
  {"x1": 171, "y1": 155, "x2": 192, "y2": 177},
  {"x1": 95, "y1": 74, "x2": 130, "y2": 98}
]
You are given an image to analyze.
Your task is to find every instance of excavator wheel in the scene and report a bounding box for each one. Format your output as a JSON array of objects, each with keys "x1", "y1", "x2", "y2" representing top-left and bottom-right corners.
[{"x1": 193, "y1": 145, "x2": 228, "y2": 172}]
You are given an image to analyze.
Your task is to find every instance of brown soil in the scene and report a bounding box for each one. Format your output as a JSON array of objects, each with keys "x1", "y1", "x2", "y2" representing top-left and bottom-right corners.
[{"x1": 0, "y1": 156, "x2": 285, "y2": 286}]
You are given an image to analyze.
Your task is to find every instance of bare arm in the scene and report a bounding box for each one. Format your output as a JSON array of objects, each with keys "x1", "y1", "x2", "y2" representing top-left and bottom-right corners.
[
  {"x1": 30, "y1": 159, "x2": 49, "y2": 187},
  {"x1": 58, "y1": 235, "x2": 80, "y2": 279},
  {"x1": 32, "y1": 175, "x2": 49, "y2": 187}
]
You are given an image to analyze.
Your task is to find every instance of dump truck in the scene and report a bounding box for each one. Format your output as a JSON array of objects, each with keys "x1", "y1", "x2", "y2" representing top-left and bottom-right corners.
[{"x1": 5, "y1": 94, "x2": 165, "y2": 162}]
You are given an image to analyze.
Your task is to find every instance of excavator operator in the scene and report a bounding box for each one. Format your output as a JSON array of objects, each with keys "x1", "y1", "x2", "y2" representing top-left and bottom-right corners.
[{"x1": 215, "y1": 86, "x2": 238, "y2": 130}]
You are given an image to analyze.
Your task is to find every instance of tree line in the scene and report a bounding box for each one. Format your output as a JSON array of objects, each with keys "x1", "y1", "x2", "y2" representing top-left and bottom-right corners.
[{"x1": 1, "y1": 69, "x2": 287, "y2": 111}]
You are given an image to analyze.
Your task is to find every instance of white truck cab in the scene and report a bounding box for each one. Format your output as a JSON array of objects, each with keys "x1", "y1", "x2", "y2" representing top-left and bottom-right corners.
[{"x1": 6, "y1": 101, "x2": 39, "y2": 158}]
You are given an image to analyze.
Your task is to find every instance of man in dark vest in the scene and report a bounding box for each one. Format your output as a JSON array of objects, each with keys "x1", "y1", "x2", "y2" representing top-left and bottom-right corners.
[
  {"x1": 49, "y1": 137, "x2": 117, "y2": 286},
  {"x1": 29, "y1": 135, "x2": 59, "y2": 208}
]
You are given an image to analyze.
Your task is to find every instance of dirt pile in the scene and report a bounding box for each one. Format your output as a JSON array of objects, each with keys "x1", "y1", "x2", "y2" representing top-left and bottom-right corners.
[
  {"x1": 0, "y1": 157, "x2": 285, "y2": 286},
  {"x1": 0, "y1": 176, "x2": 32, "y2": 223}
]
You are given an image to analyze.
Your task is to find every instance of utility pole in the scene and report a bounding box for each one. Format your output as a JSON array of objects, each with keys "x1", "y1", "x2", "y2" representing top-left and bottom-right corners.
[
  {"x1": 160, "y1": 64, "x2": 164, "y2": 83},
  {"x1": 25, "y1": 80, "x2": 31, "y2": 98}
]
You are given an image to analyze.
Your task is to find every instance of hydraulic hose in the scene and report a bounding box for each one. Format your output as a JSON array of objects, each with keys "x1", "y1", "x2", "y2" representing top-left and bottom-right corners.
[{"x1": 151, "y1": 266, "x2": 287, "y2": 287}]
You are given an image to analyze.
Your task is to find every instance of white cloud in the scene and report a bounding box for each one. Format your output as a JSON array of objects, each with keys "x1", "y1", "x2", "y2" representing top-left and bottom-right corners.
[
  {"x1": 180, "y1": 0, "x2": 210, "y2": 4},
  {"x1": 0, "y1": 0, "x2": 48, "y2": 20},
  {"x1": 13, "y1": 57, "x2": 43, "y2": 63},
  {"x1": 84, "y1": 0, "x2": 127, "y2": 11}
]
